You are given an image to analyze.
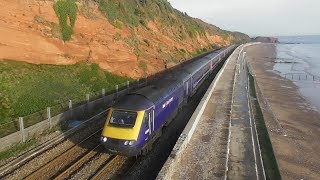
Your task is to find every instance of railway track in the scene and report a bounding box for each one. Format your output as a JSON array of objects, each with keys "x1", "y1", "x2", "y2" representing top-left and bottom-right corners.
[
  {"x1": 24, "y1": 129, "x2": 102, "y2": 179},
  {"x1": 2, "y1": 128, "x2": 135, "y2": 180},
  {"x1": 91, "y1": 155, "x2": 119, "y2": 179},
  {"x1": 0, "y1": 114, "x2": 106, "y2": 178},
  {"x1": 53, "y1": 144, "x2": 102, "y2": 180}
]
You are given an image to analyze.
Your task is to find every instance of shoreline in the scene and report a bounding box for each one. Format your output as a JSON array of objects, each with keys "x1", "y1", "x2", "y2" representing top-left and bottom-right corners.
[
  {"x1": 246, "y1": 43, "x2": 320, "y2": 179},
  {"x1": 273, "y1": 43, "x2": 320, "y2": 112}
]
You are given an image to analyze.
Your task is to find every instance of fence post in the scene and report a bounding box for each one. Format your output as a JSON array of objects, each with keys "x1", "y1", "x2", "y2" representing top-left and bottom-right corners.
[
  {"x1": 69, "y1": 100, "x2": 74, "y2": 119},
  {"x1": 137, "y1": 79, "x2": 140, "y2": 87},
  {"x1": 102, "y1": 88, "x2": 105, "y2": 96},
  {"x1": 116, "y1": 85, "x2": 119, "y2": 98},
  {"x1": 86, "y1": 94, "x2": 90, "y2": 103},
  {"x1": 69, "y1": 100, "x2": 72, "y2": 109},
  {"x1": 19, "y1": 117, "x2": 26, "y2": 143},
  {"x1": 127, "y1": 81, "x2": 130, "y2": 92},
  {"x1": 47, "y1": 107, "x2": 52, "y2": 129}
]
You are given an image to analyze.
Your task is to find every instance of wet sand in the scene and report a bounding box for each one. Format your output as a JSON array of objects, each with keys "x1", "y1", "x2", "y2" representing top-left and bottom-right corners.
[{"x1": 245, "y1": 43, "x2": 320, "y2": 179}]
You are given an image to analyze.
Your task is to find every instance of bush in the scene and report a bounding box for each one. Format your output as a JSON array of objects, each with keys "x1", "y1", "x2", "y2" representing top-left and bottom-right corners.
[
  {"x1": 53, "y1": 0, "x2": 78, "y2": 41},
  {"x1": 113, "y1": 33, "x2": 122, "y2": 41},
  {"x1": 114, "y1": 20, "x2": 122, "y2": 29}
]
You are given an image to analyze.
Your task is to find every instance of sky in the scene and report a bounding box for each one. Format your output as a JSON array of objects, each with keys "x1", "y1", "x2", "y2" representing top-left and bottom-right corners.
[{"x1": 168, "y1": 0, "x2": 320, "y2": 37}]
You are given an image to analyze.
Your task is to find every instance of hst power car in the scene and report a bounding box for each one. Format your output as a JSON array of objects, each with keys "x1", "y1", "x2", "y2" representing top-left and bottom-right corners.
[{"x1": 100, "y1": 46, "x2": 235, "y2": 156}]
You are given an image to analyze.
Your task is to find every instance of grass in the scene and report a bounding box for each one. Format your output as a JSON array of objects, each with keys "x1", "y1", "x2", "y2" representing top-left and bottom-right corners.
[
  {"x1": 98, "y1": 0, "x2": 140, "y2": 27},
  {"x1": 53, "y1": 0, "x2": 78, "y2": 41},
  {"x1": 0, "y1": 123, "x2": 66, "y2": 161},
  {"x1": 0, "y1": 60, "x2": 131, "y2": 126},
  {"x1": 248, "y1": 72, "x2": 282, "y2": 180},
  {"x1": 0, "y1": 139, "x2": 36, "y2": 161}
]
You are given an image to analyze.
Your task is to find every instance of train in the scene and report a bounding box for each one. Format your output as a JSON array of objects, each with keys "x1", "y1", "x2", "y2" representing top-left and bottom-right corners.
[{"x1": 100, "y1": 45, "x2": 235, "y2": 156}]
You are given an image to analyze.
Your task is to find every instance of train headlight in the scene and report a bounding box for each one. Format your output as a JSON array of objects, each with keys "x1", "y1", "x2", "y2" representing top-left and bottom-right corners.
[
  {"x1": 129, "y1": 140, "x2": 136, "y2": 146},
  {"x1": 124, "y1": 141, "x2": 129, "y2": 145},
  {"x1": 101, "y1": 137, "x2": 108, "y2": 142}
]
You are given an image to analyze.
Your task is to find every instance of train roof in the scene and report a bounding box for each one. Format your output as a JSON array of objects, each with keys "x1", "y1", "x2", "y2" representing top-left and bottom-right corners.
[
  {"x1": 133, "y1": 48, "x2": 227, "y2": 106},
  {"x1": 135, "y1": 77, "x2": 182, "y2": 104},
  {"x1": 113, "y1": 94, "x2": 154, "y2": 111},
  {"x1": 179, "y1": 51, "x2": 221, "y2": 75}
]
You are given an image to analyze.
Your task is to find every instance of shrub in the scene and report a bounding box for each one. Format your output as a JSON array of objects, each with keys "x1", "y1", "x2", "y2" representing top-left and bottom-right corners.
[
  {"x1": 53, "y1": 0, "x2": 78, "y2": 41},
  {"x1": 114, "y1": 20, "x2": 122, "y2": 29},
  {"x1": 113, "y1": 33, "x2": 122, "y2": 41}
]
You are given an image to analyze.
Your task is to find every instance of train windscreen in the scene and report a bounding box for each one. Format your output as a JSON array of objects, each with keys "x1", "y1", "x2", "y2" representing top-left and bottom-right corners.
[{"x1": 109, "y1": 110, "x2": 137, "y2": 128}]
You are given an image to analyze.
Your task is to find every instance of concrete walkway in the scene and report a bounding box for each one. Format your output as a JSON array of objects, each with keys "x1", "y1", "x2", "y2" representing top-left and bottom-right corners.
[
  {"x1": 159, "y1": 45, "x2": 264, "y2": 180},
  {"x1": 226, "y1": 51, "x2": 264, "y2": 180}
]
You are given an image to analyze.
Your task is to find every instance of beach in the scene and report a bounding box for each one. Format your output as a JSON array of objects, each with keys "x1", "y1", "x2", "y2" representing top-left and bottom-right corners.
[
  {"x1": 274, "y1": 43, "x2": 320, "y2": 111},
  {"x1": 245, "y1": 43, "x2": 320, "y2": 179}
]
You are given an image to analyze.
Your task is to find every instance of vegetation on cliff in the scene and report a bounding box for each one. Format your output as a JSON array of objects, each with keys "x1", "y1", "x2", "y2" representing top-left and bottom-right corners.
[
  {"x1": 53, "y1": 0, "x2": 78, "y2": 41},
  {"x1": 96, "y1": 0, "x2": 249, "y2": 43},
  {"x1": 52, "y1": 0, "x2": 250, "y2": 45}
]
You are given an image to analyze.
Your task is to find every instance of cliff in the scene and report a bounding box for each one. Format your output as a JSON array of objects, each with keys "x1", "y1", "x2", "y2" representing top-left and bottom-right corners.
[{"x1": 0, "y1": 0, "x2": 251, "y2": 78}]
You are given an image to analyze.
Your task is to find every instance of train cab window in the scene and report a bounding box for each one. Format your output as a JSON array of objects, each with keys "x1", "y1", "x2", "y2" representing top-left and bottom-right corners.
[
  {"x1": 143, "y1": 112, "x2": 149, "y2": 129},
  {"x1": 109, "y1": 110, "x2": 137, "y2": 128}
]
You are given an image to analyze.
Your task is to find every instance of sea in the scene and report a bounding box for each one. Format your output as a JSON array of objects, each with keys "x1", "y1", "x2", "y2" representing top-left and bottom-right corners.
[{"x1": 274, "y1": 35, "x2": 320, "y2": 111}]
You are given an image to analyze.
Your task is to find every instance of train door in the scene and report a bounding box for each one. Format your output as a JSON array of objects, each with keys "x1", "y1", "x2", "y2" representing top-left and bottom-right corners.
[
  {"x1": 185, "y1": 81, "x2": 189, "y2": 96},
  {"x1": 147, "y1": 108, "x2": 155, "y2": 135},
  {"x1": 151, "y1": 108, "x2": 154, "y2": 132}
]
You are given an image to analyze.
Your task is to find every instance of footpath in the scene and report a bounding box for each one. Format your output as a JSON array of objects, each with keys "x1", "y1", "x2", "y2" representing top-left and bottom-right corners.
[{"x1": 157, "y1": 44, "x2": 264, "y2": 180}]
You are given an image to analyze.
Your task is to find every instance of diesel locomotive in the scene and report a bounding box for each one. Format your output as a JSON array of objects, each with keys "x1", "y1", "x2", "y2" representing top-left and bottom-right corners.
[{"x1": 100, "y1": 46, "x2": 235, "y2": 156}]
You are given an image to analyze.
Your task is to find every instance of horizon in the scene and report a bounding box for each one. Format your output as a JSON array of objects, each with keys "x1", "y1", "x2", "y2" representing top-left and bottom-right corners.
[{"x1": 253, "y1": 34, "x2": 320, "y2": 38}]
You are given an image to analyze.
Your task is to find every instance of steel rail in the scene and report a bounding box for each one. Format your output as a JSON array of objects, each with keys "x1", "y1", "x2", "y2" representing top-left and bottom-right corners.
[
  {"x1": 53, "y1": 144, "x2": 102, "y2": 180},
  {"x1": 91, "y1": 155, "x2": 119, "y2": 180},
  {"x1": 24, "y1": 129, "x2": 102, "y2": 180}
]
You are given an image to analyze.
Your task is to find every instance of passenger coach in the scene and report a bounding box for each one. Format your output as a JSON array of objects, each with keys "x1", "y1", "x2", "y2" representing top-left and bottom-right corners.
[{"x1": 100, "y1": 46, "x2": 235, "y2": 156}]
